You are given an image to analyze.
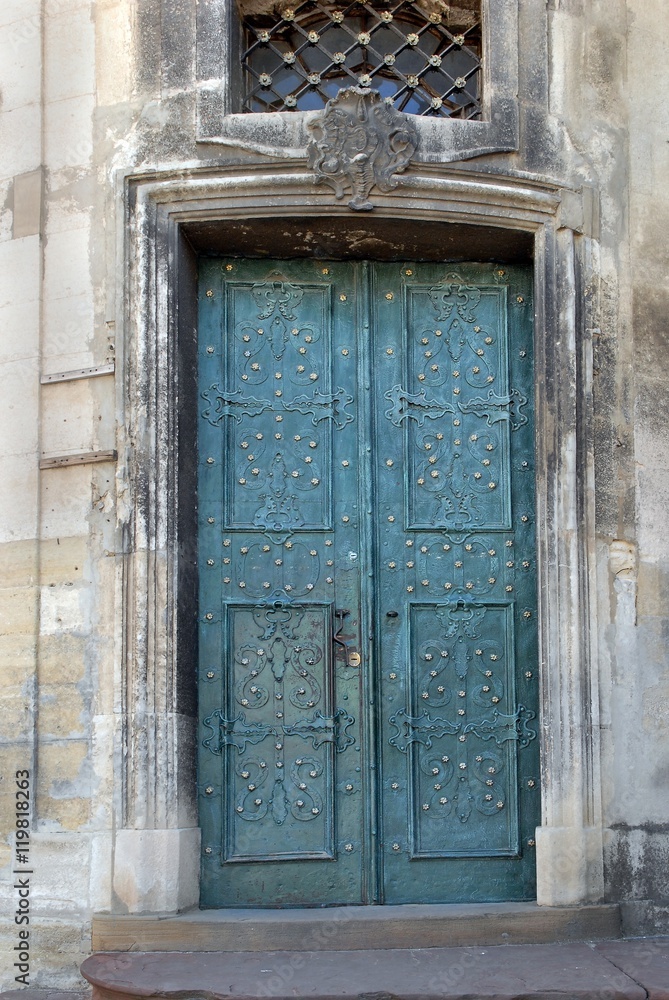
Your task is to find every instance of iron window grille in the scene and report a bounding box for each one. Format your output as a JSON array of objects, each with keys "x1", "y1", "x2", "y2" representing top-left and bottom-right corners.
[{"x1": 241, "y1": 0, "x2": 482, "y2": 118}]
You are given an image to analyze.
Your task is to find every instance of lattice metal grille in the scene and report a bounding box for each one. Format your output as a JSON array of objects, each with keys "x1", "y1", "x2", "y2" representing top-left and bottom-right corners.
[{"x1": 242, "y1": 0, "x2": 482, "y2": 118}]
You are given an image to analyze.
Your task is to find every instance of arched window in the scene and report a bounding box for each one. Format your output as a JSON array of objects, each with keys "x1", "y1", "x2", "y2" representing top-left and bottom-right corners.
[{"x1": 241, "y1": 0, "x2": 482, "y2": 117}]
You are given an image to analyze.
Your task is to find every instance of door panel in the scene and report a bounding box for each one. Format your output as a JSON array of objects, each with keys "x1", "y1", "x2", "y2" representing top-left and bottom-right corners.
[
  {"x1": 198, "y1": 259, "x2": 539, "y2": 907},
  {"x1": 199, "y1": 260, "x2": 366, "y2": 906},
  {"x1": 373, "y1": 263, "x2": 538, "y2": 902}
]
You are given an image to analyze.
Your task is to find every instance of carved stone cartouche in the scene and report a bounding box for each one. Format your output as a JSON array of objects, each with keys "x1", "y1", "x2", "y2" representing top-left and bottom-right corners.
[{"x1": 307, "y1": 87, "x2": 418, "y2": 211}]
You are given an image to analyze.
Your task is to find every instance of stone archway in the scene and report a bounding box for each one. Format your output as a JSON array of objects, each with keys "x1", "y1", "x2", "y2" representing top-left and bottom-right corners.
[{"x1": 111, "y1": 166, "x2": 603, "y2": 912}]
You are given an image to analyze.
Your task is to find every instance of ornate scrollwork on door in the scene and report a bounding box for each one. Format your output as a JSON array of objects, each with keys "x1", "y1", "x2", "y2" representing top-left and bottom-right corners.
[
  {"x1": 206, "y1": 604, "x2": 355, "y2": 848},
  {"x1": 394, "y1": 602, "x2": 534, "y2": 851}
]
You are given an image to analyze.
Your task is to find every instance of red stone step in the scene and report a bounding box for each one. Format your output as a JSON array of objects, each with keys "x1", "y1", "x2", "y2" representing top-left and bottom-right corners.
[{"x1": 80, "y1": 940, "x2": 669, "y2": 1000}]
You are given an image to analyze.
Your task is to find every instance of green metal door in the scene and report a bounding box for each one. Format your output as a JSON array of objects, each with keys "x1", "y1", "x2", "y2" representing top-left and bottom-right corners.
[{"x1": 198, "y1": 259, "x2": 539, "y2": 907}]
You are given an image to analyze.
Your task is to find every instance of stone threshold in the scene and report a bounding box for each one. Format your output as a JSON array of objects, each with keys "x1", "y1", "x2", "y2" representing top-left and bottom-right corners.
[
  {"x1": 92, "y1": 902, "x2": 621, "y2": 953},
  {"x1": 80, "y1": 938, "x2": 669, "y2": 1000}
]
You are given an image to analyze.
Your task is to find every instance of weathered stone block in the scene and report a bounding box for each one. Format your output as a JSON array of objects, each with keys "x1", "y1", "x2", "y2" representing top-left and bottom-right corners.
[
  {"x1": 0, "y1": 586, "x2": 38, "y2": 634},
  {"x1": 36, "y1": 739, "x2": 92, "y2": 830},
  {"x1": 0, "y1": 103, "x2": 42, "y2": 177},
  {"x1": 41, "y1": 465, "x2": 94, "y2": 539},
  {"x1": 40, "y1": 584, "x2": 86, "y2": 634},
  {"x1": 0, "y1": 539, "x2": 38, "y2": 588},
  {"x1": 112, "y1": 828, "x2": 201, "y2": 914},
  {"x1": 0, "y1": 455, "x2": 38, "y2": 544},
  {"x1": 45, "y1": 6, "x2": 95, "y2": 103},
  {"x1": 39, "y1": 684, "x2": 87, "y2": 739},
  {"x1": 39, "y1": 632, "x2": 87, "y2": 685},
  {"x1": 12, "y1": 168, "x2": 42, "y2": 237}
]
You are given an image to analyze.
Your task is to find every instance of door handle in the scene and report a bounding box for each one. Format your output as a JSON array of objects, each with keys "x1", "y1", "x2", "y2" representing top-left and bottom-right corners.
[{"x1": 333, "y1": 609, "x2": 361, "y2": 668}]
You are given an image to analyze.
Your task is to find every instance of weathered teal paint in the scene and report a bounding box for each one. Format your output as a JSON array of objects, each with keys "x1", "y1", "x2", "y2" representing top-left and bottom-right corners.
[{"x1": 198, "y1": 259, "x2": 539, "y2": 907}]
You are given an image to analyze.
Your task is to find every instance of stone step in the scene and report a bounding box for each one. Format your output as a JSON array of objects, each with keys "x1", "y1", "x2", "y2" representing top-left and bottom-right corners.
[
  {"x1": 80, "y1": 939, "x2": 669, "y2": 1000},
  {"x1": 92, "y1": 902, "x2": 621, "y2": 953}
]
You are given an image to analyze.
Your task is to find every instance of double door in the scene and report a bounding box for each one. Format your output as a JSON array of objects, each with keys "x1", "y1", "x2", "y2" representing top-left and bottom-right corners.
[{"x1": 198, "y1": 258, "x2": 539, "y2": 906}]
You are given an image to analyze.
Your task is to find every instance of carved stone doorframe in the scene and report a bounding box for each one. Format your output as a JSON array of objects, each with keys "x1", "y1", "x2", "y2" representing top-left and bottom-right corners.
[{"x1": 112, "y1": 164, "x2": 603, "y2": 912}]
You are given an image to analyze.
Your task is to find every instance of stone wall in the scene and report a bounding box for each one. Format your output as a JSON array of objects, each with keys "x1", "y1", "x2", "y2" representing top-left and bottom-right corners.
[{"x1": 0, "y1": 0, "x2": 667, "y2": 988}]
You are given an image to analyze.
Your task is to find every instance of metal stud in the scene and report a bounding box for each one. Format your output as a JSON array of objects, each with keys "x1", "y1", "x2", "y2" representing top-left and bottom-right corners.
[
  {"x1": 345, "y1": 783, "x2": 353, "y2": 791},
  {"x1": 344, "y1": 843, "x2": 354, "y2": 852},
  {"x1": 206, "y1": 671, "x2": 215, "y2": 679},
  {"x1": 207, "y1": 457, "x2": 215, "y2": 464},
  {"x1": 392, "y1": 843, "x2": 401, "y2": 851},
  {"x1": 205, "y1": 786, "x2": 214, "y2": 795},
  {"x1": 391, "y1": 781, "x2": 399, "y2": 789},
  {"x1": 389, "y1": 672, "x2": 397, "y2": 679},
  {"x1": 205, "y1": 846, "x2": 213, "y2": 854}
]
